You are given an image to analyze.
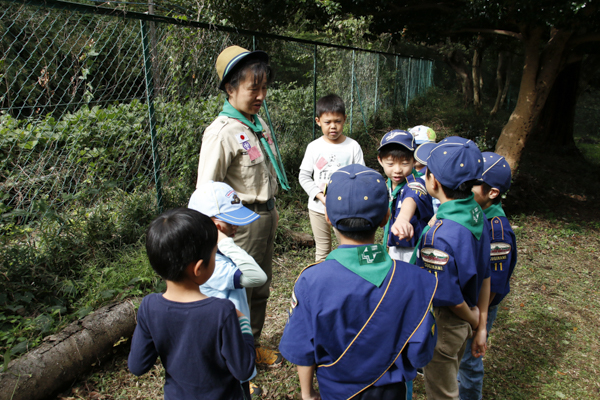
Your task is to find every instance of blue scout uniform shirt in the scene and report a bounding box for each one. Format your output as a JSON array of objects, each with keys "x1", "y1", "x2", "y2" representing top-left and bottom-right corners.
[
  {"x1": 386, "y1": 173, "x2": 434, "y2": 248},
  {"x1": 416, "y1": 202, "x2": 491, "y2": 308},
  {"x1": 485, "y1": 204, "x2": 517, "y2": 307},
  {"x1": 279, "y1": 244, "x2": 437, "y2": 400}
]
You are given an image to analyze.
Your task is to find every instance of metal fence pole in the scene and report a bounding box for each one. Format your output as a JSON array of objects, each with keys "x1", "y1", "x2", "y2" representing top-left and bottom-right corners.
[
  {"x1": 374, "y1": 54, "x2": 379, "y2": 115},
  {"x1": 140, "y1": 20, "x2": 163, "y2": 212},
  {"x1": 350, "y1": 50, "x2": 355, "y2": 137},
  {"x1": 313, "y1": 44, "x2": 318, "y2": 140}
]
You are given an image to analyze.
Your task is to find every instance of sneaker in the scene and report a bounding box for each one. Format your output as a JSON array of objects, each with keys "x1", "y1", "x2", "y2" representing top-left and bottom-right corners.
[
  {"x1": 249, "y1": 381, "x2": 263, "y2": 397},
  {"x1": 417, "y1": 368, "x2": 424, "y2": 376},
  {"x1": 255, "y1": 346, "x2": 283, "y2": 368}
]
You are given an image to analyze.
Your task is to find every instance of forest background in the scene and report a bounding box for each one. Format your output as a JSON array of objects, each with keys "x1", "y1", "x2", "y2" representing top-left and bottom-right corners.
[{"x1": 1, "y1": 0, "x2": 599, "y2": 399}]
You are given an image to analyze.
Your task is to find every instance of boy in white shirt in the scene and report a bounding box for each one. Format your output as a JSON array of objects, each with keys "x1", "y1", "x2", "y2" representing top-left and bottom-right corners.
[{"x1": 299, "y1": 94, "x2": 365, "y2": 262}]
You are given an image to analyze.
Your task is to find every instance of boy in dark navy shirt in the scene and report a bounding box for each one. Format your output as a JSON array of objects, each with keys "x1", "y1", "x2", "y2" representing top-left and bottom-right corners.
[
  {"x1": 280, "y1": 164, "x2": 438, "y2": 400},
  {"x1": 377, "y1": 130, "x2": 434, "y2": 262},
  {"x1": 128, "y1": 208, "x2": 255, "y2": 400},
  {"x1": 414, "y1": 137, "x2": 492, "y2": 400},
  {"x1": 458, "y1": 152, "x2": 517, "y2": 400}
]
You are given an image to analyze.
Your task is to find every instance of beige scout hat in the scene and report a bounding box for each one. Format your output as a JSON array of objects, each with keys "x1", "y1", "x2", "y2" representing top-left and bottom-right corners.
[{"x1": 216, "y1": 45, "x2": 269, "y2": 90}]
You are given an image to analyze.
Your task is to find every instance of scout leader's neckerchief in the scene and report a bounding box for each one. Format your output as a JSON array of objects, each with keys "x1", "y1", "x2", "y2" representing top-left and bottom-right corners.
[
  {"x1": 483, "y1": 202, "x2": 506, "y2": 219},
  {"x1": 382, "y1": 170, "x2": 418, "y2": 247},
  {"x1": 219, "y1": 100, "x2": 290, "y2": 190},
  {"x1": 326, "y1": 244, "x2": 392, "y2": 287},
  {"x1": 409, "y1": 193, "x2": 485, "y2": 264}
]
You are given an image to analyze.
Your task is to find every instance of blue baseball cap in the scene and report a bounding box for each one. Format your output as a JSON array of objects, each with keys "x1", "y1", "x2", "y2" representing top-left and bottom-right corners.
[
  {"x1": 325, "y1": 164, "x2": 388, "y2": 232},
  {"x1": 414, "y1": 142, "x2": 438, "y2": 166},
  {"x1": 188, "y1": 181, "x2": 260, "y2": 226},
  {"x1": 481, "y1": 152, "x2": 512, "y2": 193},
  {"x1": 377, "y1": 130, "x2": 415, "y2": 151},
  {"x1": 427, "y1": 136, "x2": 483, "y2": 190}
]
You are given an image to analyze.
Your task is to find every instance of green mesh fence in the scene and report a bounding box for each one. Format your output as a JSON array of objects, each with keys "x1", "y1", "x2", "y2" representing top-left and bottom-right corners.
[{"x1": 0, "y1": 0, "x2": 434, "y2": 240}]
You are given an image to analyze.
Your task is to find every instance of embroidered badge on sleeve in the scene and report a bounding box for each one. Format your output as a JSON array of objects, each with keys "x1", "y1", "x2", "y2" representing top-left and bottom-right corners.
[
  {"x1": 421, "y1": 248, "x2": 449, "y2": 271},
  {"x1": 408, "y1": 181, "x2": 428, "y2": 197},
  {"x1": 491, "y1": 242, "x2": 511, "y2": 261}
]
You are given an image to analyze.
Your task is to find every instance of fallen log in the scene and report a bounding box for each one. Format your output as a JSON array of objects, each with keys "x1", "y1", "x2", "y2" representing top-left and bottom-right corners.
[{"x1": 0, "y1": 300, "x2": 137, "y2": 400}]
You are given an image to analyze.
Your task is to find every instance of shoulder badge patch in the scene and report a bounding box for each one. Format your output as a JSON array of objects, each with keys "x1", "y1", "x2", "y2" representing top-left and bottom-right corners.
[
  {"x1": 491, "y1": 242, "x2": 511, "y2": 261},
  {"x1": 408, "y1": 181, "x2": 428, "y2": 196},
  {"x1": 288, "y1": 289, "x2": 298, "y2": 317},
  {"x1": 421, "y1": 247, "x2": 449, "y2": 271}
]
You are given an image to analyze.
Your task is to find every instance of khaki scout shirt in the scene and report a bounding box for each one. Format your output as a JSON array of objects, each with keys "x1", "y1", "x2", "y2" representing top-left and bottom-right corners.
[{"x1": 197, "y1": 115, "x2": 279, "y2": 204}]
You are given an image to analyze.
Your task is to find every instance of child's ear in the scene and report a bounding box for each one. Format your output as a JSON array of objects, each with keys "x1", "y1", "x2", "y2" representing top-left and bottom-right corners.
[
  {"x1": 190, "y1": 260, "x2": 204, "y2": 278},
  {"x1": 489, "y1": 187, "x2": 501, "y2": 201},
  {"x1": 315, "y1": 116, "x2": 321, "y2": 127},
  {"x1": 379, "y1": 209, "x2": 391, "y2": 227},
  {"x1": 324, "y1": 209, "x2": 332, "y2": 226},
  {"x1": 377, "y1": 155, "x2": 384, "y2": 167}
]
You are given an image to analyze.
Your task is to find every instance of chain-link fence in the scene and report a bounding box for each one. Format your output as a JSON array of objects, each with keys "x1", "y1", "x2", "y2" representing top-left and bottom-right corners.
[{"x1": 1, "y1": 0, "x2": 434, "y2": 240}]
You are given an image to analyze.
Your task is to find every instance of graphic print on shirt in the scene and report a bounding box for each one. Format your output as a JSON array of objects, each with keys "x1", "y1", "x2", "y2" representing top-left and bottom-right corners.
[{"x1": 315, "y1": 152, "x2": 353, "y2": 190}]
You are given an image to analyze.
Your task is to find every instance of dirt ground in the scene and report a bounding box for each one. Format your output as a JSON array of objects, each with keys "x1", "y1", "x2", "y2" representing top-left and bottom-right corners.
[{"x1": 52, "y1": 146, "x2": 600, "y2": 400}]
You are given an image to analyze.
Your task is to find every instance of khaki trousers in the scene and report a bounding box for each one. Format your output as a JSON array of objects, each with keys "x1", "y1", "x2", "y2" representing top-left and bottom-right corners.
[
  {"x1": 308, "y1": 209, "x2": 340, "y2": 263},
  {"x1": 234, "y1": 206, "x2": 278, "y2": 342},
  {"x1": 424, "y1": 306, "x2": 472, "y2": 400}
]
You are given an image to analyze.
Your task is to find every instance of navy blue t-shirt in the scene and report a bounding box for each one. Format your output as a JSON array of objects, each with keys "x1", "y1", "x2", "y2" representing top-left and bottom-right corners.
[{"x1": 128, "y1": 294, "x2": 255, "y2": 400}]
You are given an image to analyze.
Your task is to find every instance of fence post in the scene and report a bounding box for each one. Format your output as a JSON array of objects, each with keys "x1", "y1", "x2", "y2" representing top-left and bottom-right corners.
[
  {"x1": 374, "y1": 54, "x2": 379, "y2": 115},
  {"x1": 312, "y1": 45, "x2": 318, "y2": 140},
  {"x1": 140, "y1": 20, "x2": 164, "y2": 212},
  {"x1": 350, "y1": 50, "x2": 355, "y2": 136}
]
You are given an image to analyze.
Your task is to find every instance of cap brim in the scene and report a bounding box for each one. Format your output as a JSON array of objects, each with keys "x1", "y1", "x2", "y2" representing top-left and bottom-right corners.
[
  {"x1": 414, "y1": 142, "x2": 437, "y2": 165},
  {"x1": 218, "y1": 50, "x2": 269, "y2": 90},
  {"x1": 215, "y1": 208, "x2": 260, "y2": 226}
]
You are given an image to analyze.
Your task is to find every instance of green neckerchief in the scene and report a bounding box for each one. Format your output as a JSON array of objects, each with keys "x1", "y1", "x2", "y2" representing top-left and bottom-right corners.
[
  {"x1": 219, "y1": 100, "x2": 263, "y2": 132},
  {"x1": 483, "y1": 202, "x2": 506, "y2": 219},
  {"x1": 219, "y1": 100, "x2": 290, "y2": 190},
  {"x1": 382, "y1": 169, "x2": 419, "y2": 246},
  {"x1": 326, "y1": 244, "x2": 392, "y2": 287},
  {"x1": 436, "y1": 194, "x2": 484, "y2": 240},
  {"x1": 409, "y1": 225, "x2": 431, "y2": 264}
]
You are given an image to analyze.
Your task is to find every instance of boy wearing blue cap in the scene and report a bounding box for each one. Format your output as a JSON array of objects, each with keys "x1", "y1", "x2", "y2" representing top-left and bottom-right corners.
[
  {"x1": 280, "y1": 164, "x2": 438, "y2": 400},
  {"x1": 458, "y1": 152, "x2": 517, "y2": 400},
  {"x1": 128, "y1": 208, "x2": 256, "y2": 399},
  {"x1": 189, "y1": 181, "x2": 268, "y2": 395},
  {"x1": 377, "y1": 130, "x2": 434, "y2": 262},
  {"x1": 414, "y1": 137, "x2": 492, "y2": 400}
]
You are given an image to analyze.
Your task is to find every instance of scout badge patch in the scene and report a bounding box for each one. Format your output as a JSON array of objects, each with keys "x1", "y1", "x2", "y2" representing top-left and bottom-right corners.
[{"x1": 421, "y1": 247, "x2": 449, "y2": 271}]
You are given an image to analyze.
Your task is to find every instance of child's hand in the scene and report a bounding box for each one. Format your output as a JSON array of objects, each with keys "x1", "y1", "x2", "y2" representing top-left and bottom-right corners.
[
  {"x1": 315, "y1": 192, "x2": 326, "y2": 205},
  {"x1": 217, "y1": 229, "x2": 228, "y2": 243},
  {"x1": 235, "y1": 309, "x2": 245, "y2": 318},
  {"x1": 471, "y1": 327, "x2": 488, "y2": 358},
  {"x1": 301, "y1": 389, "x2": 321, "y2": 400},
  {"x1": 391, "y1": 218, "x2": 414, "y2": 240}
]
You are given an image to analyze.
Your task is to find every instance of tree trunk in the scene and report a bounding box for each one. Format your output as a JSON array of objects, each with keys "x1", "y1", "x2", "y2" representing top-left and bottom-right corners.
[
  {"x1": 472, "y1": 35, "x2": 485, "y2": 115},
  {"x1": 444, "y1": 49, "x2": 473, "y2": 107},
  {"x1": 0, "y1": 301, "x2": 137, "y2": 400},
  {"x1": 495, "y1": 26, "x2": 573, "y2": 169},
  {"x1": 490, "y1": 51, "x2": 511, "y2": 116},
  {"x1": 530, "y1": 60, "x2": 581, "y2": 153}
]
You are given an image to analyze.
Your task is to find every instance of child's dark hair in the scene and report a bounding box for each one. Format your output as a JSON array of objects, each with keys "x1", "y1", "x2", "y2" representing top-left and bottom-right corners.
[
  {"x1": 378, "y1": 143, "x2": 414, "y2": 162},
  {"x1": 223, "y1": 58, "x2": 273, "y2": 95},
  {"x1": 146, "y1": 208, "x2": 218, "y2": 282},
  {"x1": 335, "y1": 217, "x2": 379, "y2": 242},
  {"x1": 426, "y1": 168, "x2": 476, "y2": 200},
  {"x1": 316, "y1": 94, "x2": 346, "y2": 117}
]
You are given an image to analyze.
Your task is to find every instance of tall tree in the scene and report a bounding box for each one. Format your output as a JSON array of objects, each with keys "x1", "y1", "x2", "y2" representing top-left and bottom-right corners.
[{"x1": 329, "y1": 0, "x2": 600, "y2": 169}]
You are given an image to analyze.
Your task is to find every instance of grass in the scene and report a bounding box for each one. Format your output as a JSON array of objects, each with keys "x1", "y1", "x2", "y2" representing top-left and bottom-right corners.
[{"x1": 42, "y1": 88, "x2": 600, "y2": 399}]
